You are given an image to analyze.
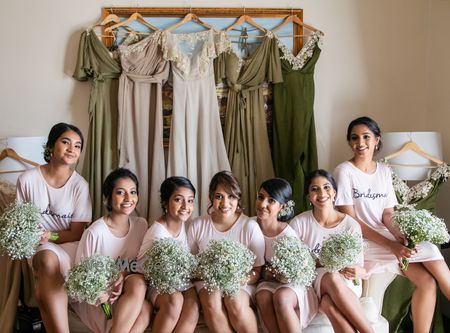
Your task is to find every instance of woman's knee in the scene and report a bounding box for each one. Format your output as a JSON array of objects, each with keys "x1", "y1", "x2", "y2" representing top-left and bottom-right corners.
[
  {"x1": 256, "y1": 291, "x2": 272, "y2": 312},
  {"x1": 224, "y1": 293, "x2": 250, "y2": 320},
  {"x1": 408, "y1": 265, "x2": 437, "y2": 291},
  {"x1": 32, "y1": 251, "x2": 60, "y2": 276},
  {"x1": 124, "y1": 275, "x2": 147, "y2": 298}
]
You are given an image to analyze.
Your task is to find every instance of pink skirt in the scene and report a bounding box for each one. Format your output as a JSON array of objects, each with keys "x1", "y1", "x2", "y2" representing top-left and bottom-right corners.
[
  {"x1": 256, "y1": 281, "x2": 318, "y2": 329},
  {"x1": 364, "y1": 229, "x2": 444, "y2": 276}
]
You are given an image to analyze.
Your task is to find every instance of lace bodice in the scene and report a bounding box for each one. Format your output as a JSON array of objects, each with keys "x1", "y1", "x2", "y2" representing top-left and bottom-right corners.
[
  {"x1": 161, "y1": 29, "x2": 231, "y2": 78},
  {"x1": 275, "y1": 31, "x2": 322, "y2": 71},
  {"x1": 380, "y1": 159, "x2": 450, "y2": 211}
]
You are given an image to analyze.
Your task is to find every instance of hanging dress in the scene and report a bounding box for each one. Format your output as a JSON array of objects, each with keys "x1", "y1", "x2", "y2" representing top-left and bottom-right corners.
[
  {"x1": 381, "y1": 161, "x2": 450, "y2": 333},
  {"x1": 162, "y1": 29, "x2": 231, "y2": 216},
  {"x1": 272, "y1": 32, "x2": 322, "y2": 214},
  {"x1": 214, "y1": 32, "x2": 283, "y2": 216},
  {"x1": 117, "y1": 31, "x2": 170, "y2": 223},
  {"x1": 73, "y1": 29, "x2": 122, "y2": 220}
]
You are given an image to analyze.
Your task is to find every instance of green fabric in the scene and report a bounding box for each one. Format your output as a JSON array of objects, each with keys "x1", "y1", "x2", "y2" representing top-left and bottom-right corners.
[
  {"x1": 214, "y1": 35, "x2": 282, "y2": 216},
  {"x1": 382, "y1": 165, "x2": 449, "y2": 332},
  {"x1": 272, "y1": 45, "x2": 321, "y2": 214},
  {"x1": 73, "y1": 30, "x2": 121, "y2": 220}
]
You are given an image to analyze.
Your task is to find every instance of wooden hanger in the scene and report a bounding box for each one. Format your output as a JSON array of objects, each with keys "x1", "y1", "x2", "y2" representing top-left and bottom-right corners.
[
  {"x1": 0, "y1": 148, "x2": 39, "y2": 174},
  {"x1": 105, "y1": 12, "x2": 158, "y2": 33},
  {"x1": 383, "y1": 141, "x2": 443, "y2": 166},
  {"x1": 165, "y1": 13, "x2": 212, "y2": 32},
  {"x1": 272, "y1": 15, "x2": 324, "y2": 36},
  {"x1": 225, "y1": 15, "x2": 267, "y2": 33}
]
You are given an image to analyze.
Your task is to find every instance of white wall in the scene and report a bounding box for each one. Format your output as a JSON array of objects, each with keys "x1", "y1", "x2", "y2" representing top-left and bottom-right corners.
[{"x1": 0, "y1": 0, "x2": 448, "y2": 217}]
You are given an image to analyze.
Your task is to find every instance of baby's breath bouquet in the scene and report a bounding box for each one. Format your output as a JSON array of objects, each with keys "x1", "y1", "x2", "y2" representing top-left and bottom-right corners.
[
  {"x1": 142, "y1": 238, "x2": 197, "y2": 294},
  {"x1": 393, "y1": 206, "x2": 450, "y2": 270},
  {"x1": 65, "y1": 254, "x2": 120, "y2": 320},
  {"x1": 269, "y1": 236, "x2": 316, "y2": 287},
  {"x1": 0, "y1": 201, "x2": 57, "y2": 260},
  {"x1": 197, "y1": 239, "x2": 256, "y2": 297},
  {"x1": 319, "y1": 232, "x2": 364, "y2": 286}
]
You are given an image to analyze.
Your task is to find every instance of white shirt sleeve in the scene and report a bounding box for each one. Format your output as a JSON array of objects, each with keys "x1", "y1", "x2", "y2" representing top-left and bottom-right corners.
[{"x1": 333, "y1": 163, "x2": 354, "y2": 206}]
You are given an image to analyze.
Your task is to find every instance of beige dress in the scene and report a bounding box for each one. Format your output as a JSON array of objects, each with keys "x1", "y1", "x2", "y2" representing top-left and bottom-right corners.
[
  {"x1": 117, "y1": 31, "x2": 169, "y2": 223},
  {"x1": 214, "y1": 32, "x2": 283, "y2": 216},
  {"x1": 162, "y1": 29, "x2": 231, "y2": 216}
]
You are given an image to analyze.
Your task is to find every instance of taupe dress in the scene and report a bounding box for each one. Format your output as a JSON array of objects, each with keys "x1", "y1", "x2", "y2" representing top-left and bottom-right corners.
[
  {"x1": 118, "y1": 31, "x2": 169, "y2": 223},
  {"x1": 215, "y1": 33, "x2": 282, "y2": 215}
]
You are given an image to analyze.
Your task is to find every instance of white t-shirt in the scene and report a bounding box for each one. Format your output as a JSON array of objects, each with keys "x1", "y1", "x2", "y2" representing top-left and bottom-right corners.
[
  {"x1": 187, "y1": 214, "x2": 265, "y2": 267},
  {"x1": 137, "y1": 221, "x2": 189, "y2": 272},
  {"x1": 333, "y1": 161, "x2": 398, "y2": 230},
  {"x1": 290, "y1": 210, "x2": 363, "y2": 266},
  {"x1": 251, "y1": 219, "x2": 298, "y2": 263},
  {"x1": 75, "y1": 215, "x2": 148, "y2": 274},
  {"x1": 16, "y1": 166, "x2": 92, "y2": 231}
]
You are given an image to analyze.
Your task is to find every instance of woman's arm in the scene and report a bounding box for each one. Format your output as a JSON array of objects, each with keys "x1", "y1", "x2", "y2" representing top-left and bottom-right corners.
[
  {"x1": 49, "y1": 221, "x2": 88, "y2": 244},
  {"x1": 337, "y1": 205, "x2": 412, "y2": 262}
]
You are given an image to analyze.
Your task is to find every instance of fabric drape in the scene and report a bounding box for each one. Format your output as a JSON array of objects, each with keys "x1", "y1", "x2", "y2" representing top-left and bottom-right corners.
[
  {"x1": 163, "y1": 29, "x2": 231, "y2": 216},
  {"x1": 73, "y1": 30, "x2": 122, "y2": 220},
  {"x1": 215, "y1": 33, "x2": 282, "y2": 216},
  {"x1": 272, "y1": 34, "x2": 321, "y2": 214},
  {"x1": 117, "y1": 32, "x2": 169, "y2": 223}
]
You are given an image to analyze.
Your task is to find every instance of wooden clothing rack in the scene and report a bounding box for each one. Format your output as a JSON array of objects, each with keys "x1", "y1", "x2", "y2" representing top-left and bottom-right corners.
[{"x1": 100, "y1": 7, "x2": 314, "y2": 54}]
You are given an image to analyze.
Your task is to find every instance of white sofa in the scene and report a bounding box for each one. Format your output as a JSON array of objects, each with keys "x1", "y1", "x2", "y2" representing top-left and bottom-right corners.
[{"x1": 69, "y1": 273, "x2": 395, "y2": 332}]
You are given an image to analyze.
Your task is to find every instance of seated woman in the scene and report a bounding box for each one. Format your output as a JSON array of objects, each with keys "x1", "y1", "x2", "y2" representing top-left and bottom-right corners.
[
  {"x1": 187, "y1": 171, "x2": 265, "y2": 333},
  {"x1": 255, "y1": 178, "x2": 318, "y2": 333},
  {"x1": 334, "y1": 116, "x2": 450, "y2": 333},
  {"x1": 71, "y1": 168, "x2": 150, "y2": 333},
  {"x1": 16, "y1": 122, "x2": 91, "y2": 333},
  {"x1": 290, "y1": 169, "x2": 374, "y2": 333},
  {"x1": 137, "y1": 176, "x2": 200, "y2": 333}
]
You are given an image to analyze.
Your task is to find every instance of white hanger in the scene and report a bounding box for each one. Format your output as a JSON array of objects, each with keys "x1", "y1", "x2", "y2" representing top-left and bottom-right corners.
[{"x1": 383, "y1": 140, "x2": 443, "y2": 167}]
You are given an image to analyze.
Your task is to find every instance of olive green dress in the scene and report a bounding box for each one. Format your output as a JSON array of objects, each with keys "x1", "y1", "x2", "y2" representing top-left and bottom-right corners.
[
  {"x1": 382, "y1": 162, "x2": 450, "y2": 333},
  {"x1": 214, "y1": 33, "x2": 282, "y2": 216},
  {"x1": 272, "y1": 33, "x2": 321, "y2": 214},
  {"x1": 73, "y1": 29, "x2": 122, "y2": 220}
]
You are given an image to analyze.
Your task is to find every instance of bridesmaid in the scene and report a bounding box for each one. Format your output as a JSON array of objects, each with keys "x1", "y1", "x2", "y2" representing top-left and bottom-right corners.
[
  {"x1": 334, "y1": 116, "x2": 450, "y2": 332},
  {"x1": 137, "y1": 176, "x2": 200, "y2": 333},
  {"x1": 187, "y1": 171, "x2": 265, "y2": 333},
  {"x1": 16, "y1": 123, "x2": 92, "y2": 333},
  {"x1": 255, "y1": 178, "x2": 318, "y2": 333},
  {"x1": 290, "y1": 170, "x2": 373, "y2": 333},
  {"x1": 72, "y1": 168, "x2": 150, "y2": 333}
]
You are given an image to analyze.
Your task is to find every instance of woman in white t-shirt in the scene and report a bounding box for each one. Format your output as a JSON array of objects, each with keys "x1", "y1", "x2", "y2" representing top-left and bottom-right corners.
[
  {"x1": 71, "y1": 168, "x2": 150, "y2": 333},
  {"x1": 334, "y1": 116, "x2": 450, "y2": 332},
  {"x1": 137, "y1": 176, "x2": 199, "y2": 333},
  {"x1": 255, "y1": 178, "x2": 318, "y2": 333},
  {"x1": 16, "y1": 122, "x2": 92, "y2": 333},
  {"x1": 290, "y1": 170, "x2": 373, "y2": 333},
  {"x1": 188, "y1": 171, "x2": 265, "y2": 333}
]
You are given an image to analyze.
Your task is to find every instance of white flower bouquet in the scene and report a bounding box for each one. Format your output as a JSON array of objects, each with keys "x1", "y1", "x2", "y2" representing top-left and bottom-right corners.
[
  {"x1": 197, "y1": 239, "x2": 256, "y2": 296},
  {"x1": 319, "y1": 232, "x2": 364, "y2": 285},
  {"x1": 393, "y1": 207, "x2": 450, "y2": 270},
  {"x1": 142, "y1": 238, "x2": 198, "y2": 294},
  {"x1": 0, "y1": 201, "x2": 57, "y2": 260},
  {"x1": 269, "y1": 236, "x2": 316, "y2": 287},
  {"x1": 65, "y1": 254, "x2": 120, "y2": 320}
]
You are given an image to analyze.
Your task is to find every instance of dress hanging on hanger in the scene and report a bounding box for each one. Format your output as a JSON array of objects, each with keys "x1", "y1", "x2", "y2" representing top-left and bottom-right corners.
[
  {"x1": 271, "y1": 16, "x2": 323, "y2": 214},
  {"x1": 162, "y1": 25, "x2": 231, "y2": 217}
]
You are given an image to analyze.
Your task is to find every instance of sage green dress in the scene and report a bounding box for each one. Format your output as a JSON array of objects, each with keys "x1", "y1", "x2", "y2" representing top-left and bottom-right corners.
[
  {"x1": 382, "y1": 162, "x2": 450, "y2": 333},
  {"x1": 272, "y1": 33, "x2": 321, "y2": 214},
  {"x1": 73, "y1": 29, "x2": 122, "y2": 220},
  {"x1": 214, "y1": 33, "x2": 282, "y2": 216}
]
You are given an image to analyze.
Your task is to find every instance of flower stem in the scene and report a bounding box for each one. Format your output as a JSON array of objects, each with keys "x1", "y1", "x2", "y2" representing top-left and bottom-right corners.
[
  {"x1": 49, "y1": 232, "x2": 59, "y2": 241},
  {"x1": 401, "y1": 239, "x2": 415, "y2": 271},
  {"x1": 101, "y1": 303, "x2": 112, "y2": 320}
]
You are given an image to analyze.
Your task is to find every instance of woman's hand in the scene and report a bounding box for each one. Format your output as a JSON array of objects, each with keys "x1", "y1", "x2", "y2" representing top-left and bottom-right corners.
[
  {"x1": 388, "y1": 239, "x2": 415, "y2": 264},
  {"x1": 108, "y1": 273, "x2": 125, "y2": 304},
  {"x1": 95, "y1": 291, "x2": 110, "y2": 306},
  {"x1": 39, "y1": 230, "x2": 52, "y2": 245},
  {"x1": 261, "y1": 264, "x2": 275, "y2": 281},
  {"x1": 340, "y1": 265, "x2": 366, "y2": 280}
]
